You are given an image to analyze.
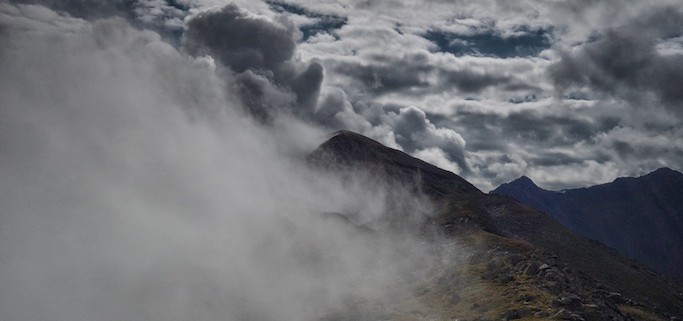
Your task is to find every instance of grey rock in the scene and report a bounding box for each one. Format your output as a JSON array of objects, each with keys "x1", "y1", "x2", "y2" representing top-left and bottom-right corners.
[
  {"x1": 554, "y1": 293, "x2": 582, "y2": 310},
  {"x1": 524, "y1": 262, "x2": 540, "y2": 276}
]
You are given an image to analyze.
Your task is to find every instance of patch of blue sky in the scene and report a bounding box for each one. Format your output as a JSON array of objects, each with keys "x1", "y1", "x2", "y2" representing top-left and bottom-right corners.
[
  {"x1": 424, "y1": 28, "x2": 552, "y2": 58},
  {"x1": 267, "y1": 1, "x2": 347, "y2": 41}
]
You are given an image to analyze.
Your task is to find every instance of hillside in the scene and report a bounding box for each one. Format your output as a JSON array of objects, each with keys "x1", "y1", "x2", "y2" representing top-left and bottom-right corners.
[
  {"x1": 492, "y1": 169, "x2": 683, "y2": 280},
  {"x1": 310, "y1": 130, "x2": 683, "y2": 320}
]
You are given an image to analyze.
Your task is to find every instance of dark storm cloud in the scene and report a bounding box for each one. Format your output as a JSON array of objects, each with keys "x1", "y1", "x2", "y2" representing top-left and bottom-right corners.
[
  {"x1": 550, "y1": 6, "x2": 683, "y2": 111},
  {"x1": 183, "y1": 4, "x2": 297, "y2": 73},
  {"x1": 182, "y1": 4, "x2": 324, "y2": 120}
]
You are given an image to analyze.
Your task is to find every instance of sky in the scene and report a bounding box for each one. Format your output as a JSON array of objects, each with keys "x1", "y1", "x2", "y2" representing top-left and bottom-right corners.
[
  {"x1": 6, "y1": 0, "x2": 682, "y2": 191},
  {"x1": 1, "y1": 1, "x2": 681, "y2": 320}
]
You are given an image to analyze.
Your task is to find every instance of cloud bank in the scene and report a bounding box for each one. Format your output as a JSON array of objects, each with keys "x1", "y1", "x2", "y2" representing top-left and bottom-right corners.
[{"x1": 0, "y1": 3, "x2": 442, "y2": 320}]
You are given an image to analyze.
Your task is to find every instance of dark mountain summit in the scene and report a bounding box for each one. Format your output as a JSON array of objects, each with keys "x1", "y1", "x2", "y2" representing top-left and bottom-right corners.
[
  {"x1": 310, "y1": 131, "x2": 683, "y2": 320},
  {"x1": 309, "y1": 130, "x2": 481, "y2": 198},
  {"x1": 492, "y1": 168, "x2": 683, "y2": 280}
]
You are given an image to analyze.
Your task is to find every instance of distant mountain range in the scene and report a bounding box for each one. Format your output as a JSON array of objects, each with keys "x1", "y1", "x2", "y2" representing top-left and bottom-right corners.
[
  {"x1": 491, "y1": 168, "x2": 683, "y2": 280},
  {"x1": 309, "y1": 131, "x2": 683, "y2": 320}
]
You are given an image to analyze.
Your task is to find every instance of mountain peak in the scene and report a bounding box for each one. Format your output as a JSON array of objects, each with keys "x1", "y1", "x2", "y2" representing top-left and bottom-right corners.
[
  {"x1": 512, "y1": 175, "x2": 538, "y2": 188},
  {"x1": 326, "y1": 130, "x2": 385, "y2": 147},
  {"x1": 649, "y1": 167, "x2": 682, "y2": 177},
  {"x1": 490, "y1": 175, "x2": 541, "y2": 194},
  {"x1": 309, "y1": 130, "x2": 481, "y2": 198}
]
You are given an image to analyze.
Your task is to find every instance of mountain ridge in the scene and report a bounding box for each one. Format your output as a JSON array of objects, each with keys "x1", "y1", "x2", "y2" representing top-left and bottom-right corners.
[
  {"x1": 310, "y1": 130, "x2": 683, "y2": 320},
  {"x1": 491, "y1": 168, "x2": 683, "y2": 280}
]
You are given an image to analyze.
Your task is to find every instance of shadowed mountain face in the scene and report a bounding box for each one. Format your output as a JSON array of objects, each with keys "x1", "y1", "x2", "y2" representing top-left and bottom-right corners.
[
  {"x1": 308, "y1": 130, "x2": 481, "y2": 199},
  {"x1": 310, "y1": 131, "x2": 683, "y2": 320},
  {"x1": 492, "y1": 169, "x2": 683, "y2": 280}
]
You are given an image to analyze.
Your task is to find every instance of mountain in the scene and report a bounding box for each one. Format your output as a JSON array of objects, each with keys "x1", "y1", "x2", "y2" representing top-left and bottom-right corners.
[
  {"x1": 492, "y1": 168, "x2": 683, "y2": 280},
  {"x1": 310, "y1": 131, "x2": 683, "y2": 320},
  {"x1": 308, "y1": 130, "x2": 481, "y2": 199}
]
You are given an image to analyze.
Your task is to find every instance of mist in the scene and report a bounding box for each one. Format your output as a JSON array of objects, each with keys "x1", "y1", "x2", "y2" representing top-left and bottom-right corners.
[{"x1": 0, "y1": 4, "x2": 445, "y2": 321}]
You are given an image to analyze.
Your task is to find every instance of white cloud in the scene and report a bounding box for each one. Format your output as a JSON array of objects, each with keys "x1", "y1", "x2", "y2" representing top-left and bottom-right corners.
[{"x1": 0, "y1": 5, "x2": 441, "y2": 320}]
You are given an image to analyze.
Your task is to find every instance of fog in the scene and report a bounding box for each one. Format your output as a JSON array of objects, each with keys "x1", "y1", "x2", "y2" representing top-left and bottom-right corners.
[{"x1": 0, "y1": 4, "x2": 446, "y2": 321}]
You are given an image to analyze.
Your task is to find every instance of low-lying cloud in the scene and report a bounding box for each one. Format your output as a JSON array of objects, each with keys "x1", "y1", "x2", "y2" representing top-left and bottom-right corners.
[{"x1": 0, "y1": 4, "x2": 442, "y2": 321}]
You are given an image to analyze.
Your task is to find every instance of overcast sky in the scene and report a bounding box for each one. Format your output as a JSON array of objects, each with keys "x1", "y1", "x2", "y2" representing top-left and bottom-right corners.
[{"x1": 5, "y1": 0, "x2": 683, "y2": 191}]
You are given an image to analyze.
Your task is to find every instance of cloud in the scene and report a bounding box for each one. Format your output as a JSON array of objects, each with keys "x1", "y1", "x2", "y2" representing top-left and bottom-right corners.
[
  {"x1": 178, "y1": 3, "x2": 475, "y2": 177},
  {"x1": 0, "y1": 4, "x2": 443, "y2": 321},
  {"x1": 10, "y1": 0, "x2": 135, "y2": 19},
  {"x1": 182, "y1": 4, "x2": 324, "y2": 121},
  {"x1": 390, "y1": 106, "x2": 469, "y2": 173},
  {"x1": 267, "y1": 0, "x2": 347, "y2": 41},
  {"x1": 3, "y1": 2, "x2": 683, "y2": 318},
  {"x1": 6, "y1": 0, "x2": 683, "y2": 204},
  {"x1": 278, "y1": 0, "x2": 683, "y2": 191},
  {"x1": 549, "y1": 5, "x2": 683, "y2": 111},
  {"x1": 183, "y1": 4, "x2": 297, "y2": 72}
]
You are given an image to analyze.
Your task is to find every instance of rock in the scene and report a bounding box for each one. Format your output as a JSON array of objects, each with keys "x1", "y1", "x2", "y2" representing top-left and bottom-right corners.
[
  {"x1": 503, "y1": 307, "x2": 533, "y2": 320},
  {"x1": 553, "y1": 293, "x2": 582, "y2": 310},
  {"x1": 499, "y1": 273, "x2": 514, "y2": 284},
  {"x1": 509, "y1": 254, "x2": 525, "y2": 265},
  {"x1": 535, "y1": 310, "x2": 550, "y2": 318},
  {"x1": 552, "y1": 308, "x2": 585, "y2": 320},
  {"x1": 552, "y1": 308, "x2": 572, "y2": 319},
  {"x1": 540, "y1": 263, "x2": 552, "y2": 271},
  {"x1": 524, "y1": 262, "x2": 540, "y2": 276},
  {"x1": 546, "y1": 281, "x2": 563, "y2": 294},
  {"x1": 503, "y1": 309, "x2": 521, "y2": 320},
  {"x1": 606, "y1": 292, "x2": 625, "y2": 304},
  {"x1": 546, "y1": 272, "x2": 559, "y2": 282},
  {"x1": 577, "y1": 308, "x2": 605, "y2": 321},
  {"x1": 521, "y1": 294, "x2": 535, "y2": 303}
]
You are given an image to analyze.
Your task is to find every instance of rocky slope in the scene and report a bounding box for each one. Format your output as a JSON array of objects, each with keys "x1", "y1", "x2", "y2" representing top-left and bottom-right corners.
[
  {"x1": 491, "y1": 169, "x2": 683, "y2": 280},
  {"x1": 310, "y1": 130, "x2": 683, "y2": 320}
]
